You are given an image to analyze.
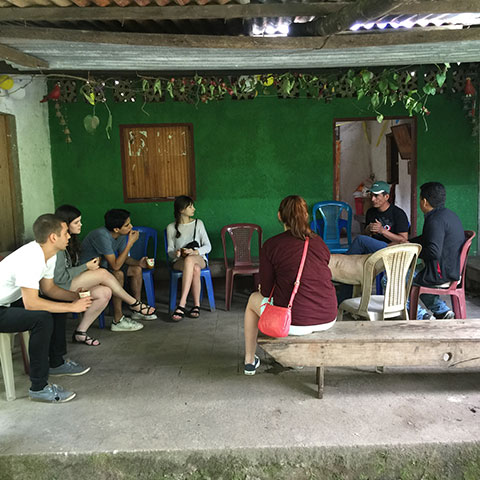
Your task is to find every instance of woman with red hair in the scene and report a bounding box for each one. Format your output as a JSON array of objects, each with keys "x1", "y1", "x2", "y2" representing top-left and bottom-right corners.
[{"x1": 244, "y1": 195, "x2": 337, "y2": 375}]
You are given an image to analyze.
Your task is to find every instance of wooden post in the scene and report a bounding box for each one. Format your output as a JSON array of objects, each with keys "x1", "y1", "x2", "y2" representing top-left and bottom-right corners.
[{"x1": 316, "y1": 366, "x2": 324, "y2": 399}]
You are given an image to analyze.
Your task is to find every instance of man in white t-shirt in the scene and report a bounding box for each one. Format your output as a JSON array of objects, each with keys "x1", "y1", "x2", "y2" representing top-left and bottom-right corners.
[{"x1": 0, "y1": 214, "x2": 93, "y2": 403}]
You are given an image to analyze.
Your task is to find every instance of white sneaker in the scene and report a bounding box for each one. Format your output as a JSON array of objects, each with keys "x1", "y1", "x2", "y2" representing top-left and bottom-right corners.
[
  {"x1": 111, "y1": 315, "x2": 144, "y2": 332},
  {"x1": 130, "y1": 311, "x2": 157, "y2": 321}
]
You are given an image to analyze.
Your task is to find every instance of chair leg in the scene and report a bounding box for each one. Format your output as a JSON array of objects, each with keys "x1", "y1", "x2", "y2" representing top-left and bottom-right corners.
[
  {"x1": 0, "y1": 333, "x2": 16, "y2": 401},
  {"x1": 203, "y1": 275, "x2": 216, "y2": 312},
  {"x1": 451, "y1": 292, "x2": 467, "y2": 319},
  {"x1": 19, "y1": 331, "x2": 30, "y2": 375},
  {"x1": 143, "y1": 271, "x2": 156, "y2": 307},
  {"x1": 225, "y1": 271, "x2": 233, "y2": 311},
  {"x1": 98, "y1": 312, "x2": 105, "y2": 329},
  {"x1": 316, "y1": 366, "x2": 324, "y2": 399},
  {"x1": 409, "y1": 286, "x2": 420, "y2": 320},
  {"x1": 169, "y1": 276, "x2": 179, "y2": 313}
]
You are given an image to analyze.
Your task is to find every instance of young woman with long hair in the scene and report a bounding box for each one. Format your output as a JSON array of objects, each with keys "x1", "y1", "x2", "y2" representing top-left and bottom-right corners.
[
  {"x1": 166, "y1": 195, "x2": 211, "y2": 321},
  {"x1": 54, "y1": 205, "x2": 156, "y2": 344},
  {"x1": 243, "y1": 195, "x2": 338, "y2": 375}
]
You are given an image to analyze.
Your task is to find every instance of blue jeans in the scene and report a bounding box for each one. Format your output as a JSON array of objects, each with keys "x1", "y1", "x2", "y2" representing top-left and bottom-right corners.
[
  {"x1": 381, "y1": 267, "x2": 450, "y2": 319},
  {"x1": 347, "y1": 235, "x2": 387, "y2": 255}
]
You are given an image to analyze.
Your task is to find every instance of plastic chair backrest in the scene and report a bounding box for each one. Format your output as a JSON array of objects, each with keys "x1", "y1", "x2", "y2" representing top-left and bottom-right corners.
[
  {"x1": 312, "y1": 201, "x2": 352, "y2": 247},
  {"x1": 358, "y1": 243, "x2": 422, "y2": 318},
  {"x1": 457, "y1": 231, "x2": 475, "y2": 289},
  {"x1": 221, "y1": 224, "x2": 262, "y2": 269},
  {"x1": 130, "y1": 226, "x2": 158, "y2": 260}
]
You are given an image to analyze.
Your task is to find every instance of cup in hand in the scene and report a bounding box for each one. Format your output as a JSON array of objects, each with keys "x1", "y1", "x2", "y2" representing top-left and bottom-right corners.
[{"x1": 147, "y1": 258, "x2": 155, "y2": 267}]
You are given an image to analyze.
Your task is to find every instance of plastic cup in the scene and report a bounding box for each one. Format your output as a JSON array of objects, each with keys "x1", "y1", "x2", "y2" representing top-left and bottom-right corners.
[
  {"x1": 147, "y1": 258, "x2": 155, "y2": 267},
  {"x1": 78, "y1": 291, "x2": 91, "y2": 298}
]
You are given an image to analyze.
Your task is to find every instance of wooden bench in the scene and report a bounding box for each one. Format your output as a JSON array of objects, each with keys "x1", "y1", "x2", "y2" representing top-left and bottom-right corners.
[{"x1": 258, "y1": 319, "x2": 480, "y2": 399}]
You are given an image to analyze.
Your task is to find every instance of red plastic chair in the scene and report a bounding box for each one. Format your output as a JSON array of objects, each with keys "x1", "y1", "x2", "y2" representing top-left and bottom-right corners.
[
  {"x1": 221, "y1": 223, "x2": 262, "y2": 311},
  {"x1": 409, "y1": 230, "x2": 476, "y2": 319}
]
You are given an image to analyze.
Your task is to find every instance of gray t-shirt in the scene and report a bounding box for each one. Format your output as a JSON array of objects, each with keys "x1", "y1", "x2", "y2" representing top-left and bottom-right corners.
[{"x1": 79, "y1": 227, "x2": 127, "y2": 269}]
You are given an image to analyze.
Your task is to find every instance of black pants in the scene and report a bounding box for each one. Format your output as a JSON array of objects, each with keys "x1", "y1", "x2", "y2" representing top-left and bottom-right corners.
[{"x1": 0, "y1": 300, "x2": 67, "y2": 391}]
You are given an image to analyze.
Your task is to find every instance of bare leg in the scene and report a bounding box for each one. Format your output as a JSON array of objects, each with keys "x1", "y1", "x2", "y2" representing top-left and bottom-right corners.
[
  {"x1": 127, "y1": 265, "x2": 143, "y2": 301},
  {"x1": 174, "y1": 256, "x2": 206, "y2": 307},
  {"x1": 75, "y1": 285, "x2": 112, "y2": 342},
  {"x1": 111, "y1": 270, "x2": 125, "y2": 322},
  {"x1": 244, "y1": 292, "x2": 263, "y2": 364},
  {"x1": 70, "y1": 268, "x2": 154, "y2": 321},
  {"x1": 190, "y1": 263, "x2": 202, "y2": 305}
]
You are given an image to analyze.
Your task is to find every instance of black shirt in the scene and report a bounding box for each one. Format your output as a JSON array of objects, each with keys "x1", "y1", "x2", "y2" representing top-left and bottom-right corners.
[
  {"x1": 410, "y1": 207, "x2": 465, "y2": 286},
  {"x1": 365, "y1": 204, "x2": 409, "y2": 242}
]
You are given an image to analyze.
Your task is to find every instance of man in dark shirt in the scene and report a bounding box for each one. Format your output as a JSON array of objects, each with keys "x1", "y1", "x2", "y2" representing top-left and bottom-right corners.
[
  {"x1": 347, "y1": 181, "x2": 409, "y2": 254},
  {"x1": 409, "y1": 182, "x2": 464, "y2": 319}
]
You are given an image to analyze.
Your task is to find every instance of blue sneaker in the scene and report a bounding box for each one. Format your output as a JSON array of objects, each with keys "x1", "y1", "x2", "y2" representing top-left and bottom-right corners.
[
  {"x1": 49, "y1": 360, "x2": 90, "y2": 377},
  {"x1": 29, "y1": 384, "x2": 76, "y2": 403},
  {"x1": 244, "y1": 355, "x2": 260, "y2": 376}
]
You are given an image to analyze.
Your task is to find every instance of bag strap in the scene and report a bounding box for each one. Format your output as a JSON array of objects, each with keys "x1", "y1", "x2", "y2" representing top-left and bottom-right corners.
[
  {"x1": 193, "y1": 219, "x2": 197, "y2": 242},
  {"x1": 287, "y1": 237, "x2": 310, "y2": 308},
  {"x1": 266, "y1": 237, "x2": 310, "y2": 309}
]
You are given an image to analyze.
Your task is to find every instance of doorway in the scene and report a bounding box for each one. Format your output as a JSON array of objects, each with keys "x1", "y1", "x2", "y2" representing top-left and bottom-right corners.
[
  {"x1": 0, "y1": 113, "x2": 23, "y2": 252},
  {"x1": 333, "y1": 116, "x2": 417, "y2": 236}
]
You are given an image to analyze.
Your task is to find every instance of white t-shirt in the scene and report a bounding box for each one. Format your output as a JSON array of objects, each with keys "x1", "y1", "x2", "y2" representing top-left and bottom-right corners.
[{"x1": 0, "y1": 241, "x2": 56, "y2": 307}]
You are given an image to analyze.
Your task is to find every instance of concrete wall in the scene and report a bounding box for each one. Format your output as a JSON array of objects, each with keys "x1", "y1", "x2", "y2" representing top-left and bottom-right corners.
[
  {"x1": 48, "y1": 82, "x2": 479, "y2": 258},
  {"x1": 0, "y1": 75, "x2": 54, "y2": 240}
]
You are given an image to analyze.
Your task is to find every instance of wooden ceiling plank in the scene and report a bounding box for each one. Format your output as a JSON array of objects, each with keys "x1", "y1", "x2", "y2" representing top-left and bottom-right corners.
[
  {"x1": 289, "y1": 0, "x2": 411, "y2": 36},
  {"x1": 1, "y1": 24, "x2": 480, "y2": 50},
  {"x1": 0, "y1": 2, "x2": 352, "y2": 22},
  {"x1": 0, "y1": 42, "x2": 48, "y2": 68}
]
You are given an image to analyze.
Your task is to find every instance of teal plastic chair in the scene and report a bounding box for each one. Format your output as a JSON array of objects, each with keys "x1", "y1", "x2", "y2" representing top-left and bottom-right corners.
[{"x1": 311, "y1": 201, "x2": 352, "y2": 253}]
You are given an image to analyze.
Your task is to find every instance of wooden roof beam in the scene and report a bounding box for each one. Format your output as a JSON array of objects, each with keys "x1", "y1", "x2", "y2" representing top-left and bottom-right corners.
[
  {"x1": 289, "y1": 0, "x2": 414, "y2": 36},
  {"x1": 0, "y1": 43, "x2": 48, "y2": 69},
  {"x1": 0, "y1": 2, "x2": 354, "y2": 22},
  {"x1": 2, "y1": 24, "x2": 480, "y2": 50}
]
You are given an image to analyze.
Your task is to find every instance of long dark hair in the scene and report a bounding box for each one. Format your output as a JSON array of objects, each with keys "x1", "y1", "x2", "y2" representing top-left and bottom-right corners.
[
  {"x1": 278, "y1": 195, "x2": 316, "y2": 240},
  {"x1": 55, "y1": 204, "x2": 81, "y2": 264},
  {"x1": 173, "y1": 195, "x2": 194, "y2": 239}
]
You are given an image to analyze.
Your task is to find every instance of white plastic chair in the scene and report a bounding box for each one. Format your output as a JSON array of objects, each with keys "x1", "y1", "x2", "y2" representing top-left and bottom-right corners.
[
  {"x1": 338, "y1": 243, "x2": 422, "y2": 321},
  {"x1": 0, "y1": 331, "x2": 30, "y2": 401}
]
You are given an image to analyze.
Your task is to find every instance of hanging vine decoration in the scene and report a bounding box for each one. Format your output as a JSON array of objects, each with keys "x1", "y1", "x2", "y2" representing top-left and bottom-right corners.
[{"x1": 45, "y1": 63, "x2": 472, "y2": 142}]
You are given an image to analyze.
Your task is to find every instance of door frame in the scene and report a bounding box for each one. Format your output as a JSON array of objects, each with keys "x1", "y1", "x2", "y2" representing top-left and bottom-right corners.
[
  {"x1": 0, "y1": 113, "x2": 24, "y2": 249},
  {"x1": 332, "y1": 115, "x2": 418, "y2": 236}
]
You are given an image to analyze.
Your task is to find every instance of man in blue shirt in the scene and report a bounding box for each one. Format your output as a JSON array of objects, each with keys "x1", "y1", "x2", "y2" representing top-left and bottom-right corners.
[{"x1": 80, "y1": 209, "x2": 157, "y2": 331}]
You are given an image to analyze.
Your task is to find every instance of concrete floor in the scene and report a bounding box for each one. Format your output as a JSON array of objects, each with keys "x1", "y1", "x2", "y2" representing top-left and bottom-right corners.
[{"x1": 1, "y1": 279, "x2": 480, "y2": 478}]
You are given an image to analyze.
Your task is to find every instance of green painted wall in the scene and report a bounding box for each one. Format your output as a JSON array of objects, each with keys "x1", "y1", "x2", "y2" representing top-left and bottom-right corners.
[{"x1": 50, "y1": 86, "x2": 478, "y2": 258}]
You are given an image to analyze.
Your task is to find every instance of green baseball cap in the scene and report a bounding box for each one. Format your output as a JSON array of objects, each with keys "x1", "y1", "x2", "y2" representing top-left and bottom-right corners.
[{"x1": 369, "y1": 181, "x2": 390, "y2": 194}]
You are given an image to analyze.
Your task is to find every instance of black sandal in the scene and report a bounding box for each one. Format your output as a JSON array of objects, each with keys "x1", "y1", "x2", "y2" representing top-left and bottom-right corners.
[
  {"x1": 129, "y1": 300, "x2": 157, "y2": 318},
  {"x1": 187, "y1": 306, "x2": 201, "y2": 318},
  {"x1": 72, "y1": 330, "x2": 100, "y2": 347},
  {"x1": 171, "y1": 305, "x2": 186, "y2": 322}
]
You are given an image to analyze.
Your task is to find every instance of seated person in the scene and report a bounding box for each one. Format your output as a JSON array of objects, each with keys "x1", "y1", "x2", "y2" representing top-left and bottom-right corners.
[
  {"x1": 79, "y1": 209, "x2": 156, "y2": 330},
  {"x1": 0, "y1": 214, "x2": 92, "y2": 403},
  {"x1": 408, "y1": 182, "x2": 465, "y2": 320},
  {"x1": 347, "y1": 181, "x2": 409, "y2": 255},
  {"x1": 243, "y1": 195, "x2": 338, "y2": 376},
  {"x1": 55, "y1": 205, "x2": 157, "y2": 337},
  {"x1": 166, "y1": 196, "x2": 211, "y2": 321}
]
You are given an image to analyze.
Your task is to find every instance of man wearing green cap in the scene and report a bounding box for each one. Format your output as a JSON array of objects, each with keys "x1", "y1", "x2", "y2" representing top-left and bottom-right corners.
[{"x1": 347, "y1": 180, "x2": 409, "y2": 254}]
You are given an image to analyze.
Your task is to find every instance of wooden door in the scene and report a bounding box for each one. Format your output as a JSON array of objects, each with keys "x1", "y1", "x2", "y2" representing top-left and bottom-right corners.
[{"x1": 0, "y1": 114, "x2": 21, "y2": 252}]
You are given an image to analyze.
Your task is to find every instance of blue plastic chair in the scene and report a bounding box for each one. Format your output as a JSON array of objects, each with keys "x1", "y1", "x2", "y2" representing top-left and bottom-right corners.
[
  {"x1": 130, "y1": 226, "x2": 157, "y2": 307},
  {"x1": 164, "y1": 229, "x2": 216, "y2": 313},
  {"x1": 311, "y1": 201, "x2": 352, "y2": 253}
]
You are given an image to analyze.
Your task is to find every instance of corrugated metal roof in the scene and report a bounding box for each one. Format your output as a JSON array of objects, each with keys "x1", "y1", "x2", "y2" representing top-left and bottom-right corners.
[{"x1": 2, "y1": 36, "x2": 480, "y2": 71}]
